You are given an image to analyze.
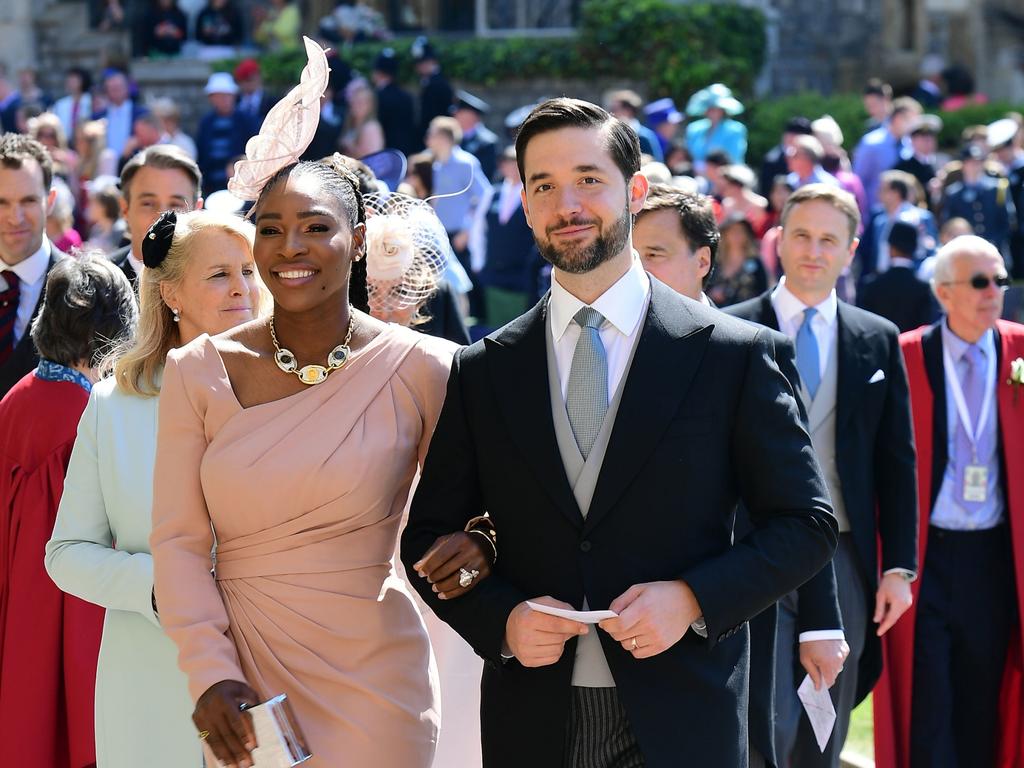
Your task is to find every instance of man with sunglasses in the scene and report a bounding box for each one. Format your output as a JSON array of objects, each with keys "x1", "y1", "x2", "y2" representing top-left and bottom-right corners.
[{"x1": 875, "y1": 235, "x2": 1024, "y2": 768}]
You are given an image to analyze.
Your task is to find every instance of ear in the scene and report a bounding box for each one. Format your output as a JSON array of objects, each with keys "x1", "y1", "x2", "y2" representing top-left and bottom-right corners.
[
  {"x1": 350, "y1": 221, "x2": 366, "y2": 257},
  {"x1": 119, "y1": 194, "x2": 129, "y2": 220},
  {"x1": 520, "y1": 186, "x2": 534, "y2": 231},
  {"x1": 844, "y1": 236, "x2": 860, "y2": 269},
  {"x1": 159, "y1": 280, "x2": 179, "y2": 314},
  {"x1": 695, "y1": 245, "x2": 712, "y2": 280},
  {"x1": 194, "y1": 196, "x2": 204, "y2": 211},
  {"x1": 45, "y1": 187, "x2": 57, "y2": 215},
  {"x1": 627, "y1": 172, "x2": 648, "y2": 214}
]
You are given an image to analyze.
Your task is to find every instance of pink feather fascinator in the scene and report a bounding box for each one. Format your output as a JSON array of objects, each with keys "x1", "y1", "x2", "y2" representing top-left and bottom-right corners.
[{"x1": 228, "y1": 36, "x2": 331, "y2": 201}]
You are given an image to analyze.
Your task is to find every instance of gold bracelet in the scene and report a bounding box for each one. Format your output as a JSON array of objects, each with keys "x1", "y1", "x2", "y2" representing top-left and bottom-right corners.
[{"x1": 467, "y1": 528, "x2": 497, "y2": 565}]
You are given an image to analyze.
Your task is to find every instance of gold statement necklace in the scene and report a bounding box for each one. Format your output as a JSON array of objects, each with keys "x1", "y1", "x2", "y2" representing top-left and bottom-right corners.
[{"x1": 270, "y1": 314, "x2": 355, "y2": 385}]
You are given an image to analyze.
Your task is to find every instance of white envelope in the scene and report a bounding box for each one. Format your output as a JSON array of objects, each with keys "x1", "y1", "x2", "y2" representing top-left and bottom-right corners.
[
  {"x1": 526, "y1": 601, "x2": 617, "y2": 624},
  {"x1": 868, "y1": 369, "x2": 885, "y2": 383},
  {"x1": 797, "y1": 674, "x2": 837, "y2": 752}
]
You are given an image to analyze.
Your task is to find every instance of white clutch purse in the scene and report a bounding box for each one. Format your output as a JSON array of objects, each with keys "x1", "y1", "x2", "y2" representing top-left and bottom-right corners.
[{"x1": 234, "y1": 694, "x2": 312, "y2": 767}]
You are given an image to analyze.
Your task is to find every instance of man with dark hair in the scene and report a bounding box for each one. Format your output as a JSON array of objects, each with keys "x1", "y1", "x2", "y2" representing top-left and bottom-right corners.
[
  {"x1": 760, "y1": 116, "x2": 815, "y2": 198},
  {"x1": 454, "y1": 90, "x2": 499, "y2": 182},
  {"x1": 895, "y1": 114, "x2": 943, "y2": 202},
  {"x1": 109, "y1": 144, "x2": 203, "y2": 288},
  {"x1": 854, "y1": 96, "x2": 923, "y2": 211},
  {"x1": 862, "y1": 79, "x2": 894, "y2": 132},
  {"x1": 858, "y1": 220, "x2": 940, "y2": 332},
  {"x1": 0, "y1": 133, "x2": 65, "y2": 398},
  {"x1": 859, "y1": 169, "x2": 939, "y2": 277},
  {"x1": 633, "y1": 184, "x2": 717, "y2": 302},
  {"x1": 412, "y1": 36, "x2": 453, "y2": 142},
  {"x1": 727, "y1": 184, "x2": 918, "y2": 768},
  {"x1": 372, "y1": 48, "x2": 417, "y2": 156},
  {"x1": 403, "y1": 97, "x2": 838, "y2": 767}
]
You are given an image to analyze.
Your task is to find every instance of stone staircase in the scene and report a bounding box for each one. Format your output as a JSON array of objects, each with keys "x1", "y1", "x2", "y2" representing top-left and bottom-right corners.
[{"x1": 34, "y1": 1, "x2": 132, "y2": 92}]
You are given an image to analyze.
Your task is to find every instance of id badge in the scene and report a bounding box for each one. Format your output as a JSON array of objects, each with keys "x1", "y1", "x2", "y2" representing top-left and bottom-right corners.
[{"x1": 963, "y1": 464, "x2": 988, "y2": 503}]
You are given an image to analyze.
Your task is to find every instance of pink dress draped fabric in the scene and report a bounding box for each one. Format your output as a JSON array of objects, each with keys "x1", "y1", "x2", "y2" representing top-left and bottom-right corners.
[{"x1": 151, "y1": 326, "x2": 455, "y2": 767}]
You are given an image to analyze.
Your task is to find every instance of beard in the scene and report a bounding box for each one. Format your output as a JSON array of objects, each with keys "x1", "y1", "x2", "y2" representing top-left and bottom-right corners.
[{"x1": 535, "y1": 204, "x2": 632, "y2": 275}]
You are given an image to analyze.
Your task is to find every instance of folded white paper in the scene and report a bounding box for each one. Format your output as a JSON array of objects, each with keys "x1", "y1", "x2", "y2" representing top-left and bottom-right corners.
[
  {"x1": 526, "y1": 601, "x2": 617, "y2": 624},
  {"x1": 797, "y1": 674, "x2": 837, "y2": 753}
]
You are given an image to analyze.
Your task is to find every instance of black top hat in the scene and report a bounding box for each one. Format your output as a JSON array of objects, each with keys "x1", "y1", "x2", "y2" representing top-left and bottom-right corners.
[
  {"x1": 783, "y1": 117, "x2": 814, "y2": 135},
  {"x1": 453, "y1": 89, "x2": 490, "y2": 116},
  {"x1": 887, "y1": 220, "x2": 918, "y2": 257},
  {"x1": 374, "y1": 48, "x2": 398, "y2": 76}
]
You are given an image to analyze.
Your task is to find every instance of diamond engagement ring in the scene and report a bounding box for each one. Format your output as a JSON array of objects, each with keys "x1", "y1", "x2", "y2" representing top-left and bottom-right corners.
[{"x1": 458, "y1": 568, "x2": 480, "y2": 588}]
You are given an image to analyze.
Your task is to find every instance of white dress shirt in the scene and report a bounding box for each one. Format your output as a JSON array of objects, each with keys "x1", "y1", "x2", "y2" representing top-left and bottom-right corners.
[
  {"x1": 127, "y1": 252, "x2": 144, "y2": 282},
  {"x1": 548, "y1": 255, "x2": 650, "y2": 402},
  {"x1": 771, "y1": 276, "x2": 838, "y2": 382},
  {"x1": 2, "y1": 239, "x2": 50, "y2": 344}
]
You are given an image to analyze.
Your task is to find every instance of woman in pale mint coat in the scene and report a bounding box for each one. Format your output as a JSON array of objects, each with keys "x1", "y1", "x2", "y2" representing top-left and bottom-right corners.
[{"x1": 45, "y1": 209, "x2": 265, "y2": 767}]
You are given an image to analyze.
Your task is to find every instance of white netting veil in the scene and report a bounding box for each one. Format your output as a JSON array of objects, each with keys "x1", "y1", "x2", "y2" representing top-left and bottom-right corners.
[{"x1": 362, "y1": 191, "x2": 451, "y2": 316}]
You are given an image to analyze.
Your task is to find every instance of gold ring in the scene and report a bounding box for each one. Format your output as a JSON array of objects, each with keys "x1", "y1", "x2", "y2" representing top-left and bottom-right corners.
[
  {"x1": 630, "y1": 637, "x2": 638, "y2": 651},
  {"x1": 198, "y1": 730, "x2": 210, "y2": 740}
]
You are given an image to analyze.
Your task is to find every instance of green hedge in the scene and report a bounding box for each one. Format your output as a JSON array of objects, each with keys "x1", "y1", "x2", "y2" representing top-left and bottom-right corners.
[
  {"x1": 746, "y1": 94, "x2": 1024, "y2": 167},
  {"x1": 216, "y1": 0, "x2": 765, "y2": 100}
]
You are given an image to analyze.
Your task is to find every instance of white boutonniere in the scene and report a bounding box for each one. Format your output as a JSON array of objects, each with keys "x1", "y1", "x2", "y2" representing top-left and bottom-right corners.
[{"x1": 1009, "y1": 357, "x2": 1024, "y2": 404}]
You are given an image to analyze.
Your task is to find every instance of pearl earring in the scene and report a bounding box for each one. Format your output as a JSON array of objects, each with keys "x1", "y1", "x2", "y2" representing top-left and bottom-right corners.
[{"x1": 172, "y1": 307, "x2": 180, "y2": 323}]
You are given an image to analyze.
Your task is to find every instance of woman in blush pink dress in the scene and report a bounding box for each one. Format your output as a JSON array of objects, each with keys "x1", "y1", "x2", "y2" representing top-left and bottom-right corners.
[{"x1": 150, "y1": 157, "x2": 456, "y2": 768}]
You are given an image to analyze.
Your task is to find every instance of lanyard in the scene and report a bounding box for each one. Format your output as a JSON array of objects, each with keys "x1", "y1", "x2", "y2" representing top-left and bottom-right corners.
[{"x1": 942, "y1": 342, "x2": 996, "y2": 461}]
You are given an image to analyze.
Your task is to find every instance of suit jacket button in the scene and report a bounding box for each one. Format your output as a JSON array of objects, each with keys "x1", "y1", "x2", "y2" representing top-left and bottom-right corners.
[{"x1": 579, "y1": 540, "x2": 592, "y2": 553}]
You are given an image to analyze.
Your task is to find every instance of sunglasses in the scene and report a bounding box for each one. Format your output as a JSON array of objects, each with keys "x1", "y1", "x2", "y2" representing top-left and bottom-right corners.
[{"x1": 942, "y1": 273, "x2": 1012, "y2": 290}]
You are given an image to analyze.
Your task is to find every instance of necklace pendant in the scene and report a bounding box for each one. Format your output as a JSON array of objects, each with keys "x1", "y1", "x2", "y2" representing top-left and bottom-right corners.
[
  {"x1": 297, "y1": 364, "x2": 329, "y2": 385},
  {"x1": 275, "y1": 348, "x2": 297, "y2": 372},
  {"x1": 327, "y1": 345, "x2": 350, "y2": 369}
]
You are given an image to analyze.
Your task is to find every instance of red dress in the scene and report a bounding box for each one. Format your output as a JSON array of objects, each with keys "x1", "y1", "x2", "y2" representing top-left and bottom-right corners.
[
  {"x1": 0, "y1": 369, "x2": 104, "y2": 767},
  {"x1": 874, "y1": 320, "x2": 1024, "y2": 768}
]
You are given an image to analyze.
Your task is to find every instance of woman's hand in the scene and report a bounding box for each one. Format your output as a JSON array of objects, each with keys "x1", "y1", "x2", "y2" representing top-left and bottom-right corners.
[
  {"x1": 193, "y1": 679, "x2": 260, "y2": 768},
  {"x1": 413, "y1": 532, "x2": 492, "y2": 599}
]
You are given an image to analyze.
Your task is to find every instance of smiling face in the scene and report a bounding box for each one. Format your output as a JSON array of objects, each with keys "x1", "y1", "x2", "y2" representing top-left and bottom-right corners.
[
  {"x1": 778, "y1": 198, "x2": 858, "y2": 303},
  {"x1": 162, "y1": 228, "x2": 260, "y2": 341},
  {"x1": 520, "y1": 125, "x2": 645, "y2": 275},
  {"x1": 0, "y1": 159, "x2": 54, "y2": 266},
  {"x1": 254, "y1": 169, "x2": 364, "y2": 315}
]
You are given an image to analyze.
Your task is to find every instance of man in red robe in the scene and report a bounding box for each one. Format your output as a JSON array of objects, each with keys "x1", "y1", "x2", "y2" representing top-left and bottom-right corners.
[{"x1": 874, "y1": 234, "x2": 1024, "y2": 768}]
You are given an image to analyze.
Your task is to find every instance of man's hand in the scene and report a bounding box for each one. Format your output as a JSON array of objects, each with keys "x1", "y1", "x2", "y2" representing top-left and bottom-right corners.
[
  {"x1": 505, "y1": 597, "x2": 587, "y2": 668},
  {"x1": 598, "y1": 580, "x2": 700, "y2": 659},
  {"x1": 451, "y1": 230, "x2": 469, "y2": 252},
  {"x1": 799, "y1": 639, "x2": 850, "y2": 691},
  {"x1": 874, "y1": 572, "x2": 913, "y2": 636}
]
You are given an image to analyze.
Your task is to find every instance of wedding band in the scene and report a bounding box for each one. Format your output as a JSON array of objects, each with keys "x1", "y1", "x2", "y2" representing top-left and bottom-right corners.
[
  {"x1": 458, "y1": 568, "x2": 480, "y2": 588},
  {"x1": 198, "y1": 730, "x2": 210, "y2": 740},
  {"x1": 630, "y1": 637, "x2": 638, "y2": 651}
]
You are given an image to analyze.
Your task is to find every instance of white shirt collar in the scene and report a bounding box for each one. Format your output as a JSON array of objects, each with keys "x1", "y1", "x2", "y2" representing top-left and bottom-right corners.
[
  {"x1": 772, "y1": 276, "x2": 838, "y2": 327},
  {"x1": 941, "y1": 318, "x2": 996, "y2": 363},
  {"x1": 2, "y1": 238, "x2": 50, "y2": 286},
  {"x1": 127, "y1": 251, "x2": 145, "y2": 278},
  {"x1": 549, "y1": 254, "x2": 650, "y2": 342}
]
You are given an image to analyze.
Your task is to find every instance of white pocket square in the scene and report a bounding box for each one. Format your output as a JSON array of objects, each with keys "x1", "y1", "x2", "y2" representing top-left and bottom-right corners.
[{"x1": 869, "y1": 369, "x2": 885, "y2": 384}]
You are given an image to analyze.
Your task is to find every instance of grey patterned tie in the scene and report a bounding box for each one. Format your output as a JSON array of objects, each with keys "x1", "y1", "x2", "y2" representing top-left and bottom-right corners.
[{"x1": 566, "y1": 307, "x2": 609, "y2": 459}]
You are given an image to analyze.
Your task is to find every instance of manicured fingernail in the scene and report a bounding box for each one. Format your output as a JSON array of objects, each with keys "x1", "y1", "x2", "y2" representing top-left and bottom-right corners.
[{"x1": 438, "y1": 592, "x2": 447, "y2": 600}]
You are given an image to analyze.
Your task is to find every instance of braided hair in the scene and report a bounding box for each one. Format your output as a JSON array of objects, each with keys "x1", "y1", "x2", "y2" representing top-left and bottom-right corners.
[{"x1": 256, "y1": 159, "x2": 370, "y2": 312}]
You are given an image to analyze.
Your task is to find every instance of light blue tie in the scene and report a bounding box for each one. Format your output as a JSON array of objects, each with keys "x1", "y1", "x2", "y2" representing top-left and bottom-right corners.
[
  {"x1": 796, "y1": 307, "x2": 821, "y2": 400},
  {"x1": 566, "y1": 307, "x2": 609, "y2": 459}
]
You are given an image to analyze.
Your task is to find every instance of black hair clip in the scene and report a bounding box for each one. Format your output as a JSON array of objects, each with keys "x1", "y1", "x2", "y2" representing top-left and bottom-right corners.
[{"x1": 141, "y1": 210, "x2": 177, "y2": 269}]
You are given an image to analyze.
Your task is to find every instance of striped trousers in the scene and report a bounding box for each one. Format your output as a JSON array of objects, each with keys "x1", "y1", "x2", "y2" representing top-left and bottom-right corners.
[{"x1": 564, "y1": 686, "x2": 645, "y2": 768}]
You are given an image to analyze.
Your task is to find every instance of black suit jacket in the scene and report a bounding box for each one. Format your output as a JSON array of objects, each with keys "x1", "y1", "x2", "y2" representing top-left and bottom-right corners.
[
  {"x1": 858, "y1": 265, "x2": 940, "y2": 334},
  {"x1": 462, "y1": 123, "x2": 499, "y2": 182},
  {"x1": 376, "y1": 82, "x2": 418, "y2": 156},
  {"x1": 402, "y1": 279, "x2": 838, "y2": 767},
  {"x1": 726, "y1": 290, "x2": 919, "y2": 702},
  {"x1": 0, "y1": 244, "x2": 68, "y2": 398},
  {"x1": 109, "y1": 245, "x2": 139, "y2": 291}
]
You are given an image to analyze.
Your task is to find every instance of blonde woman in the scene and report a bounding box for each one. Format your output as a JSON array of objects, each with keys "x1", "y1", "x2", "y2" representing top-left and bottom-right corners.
[
  {"x1": 29, "y1": 112, "x2": 80, "y2": 186},
  {"x1": 341, "y1": 78, "x2": 385, "y2": 159},
  {"x1": 45, "y1": 210, "x2": 264, "y2": 768}
]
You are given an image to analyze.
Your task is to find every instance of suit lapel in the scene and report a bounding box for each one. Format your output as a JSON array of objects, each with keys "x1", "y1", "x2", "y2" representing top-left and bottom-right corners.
[
  {"x1": 755, "y1": 291, "x2": 781, "y2": 331},
  {"x1": 835, "y1": 303, "x2": 876, "y2": 432},
  {"x1": 584, "y1": 280, "x2": 713, "y2": 535},
  {"x1": 485, "y1": 298, "x2": 583, "y2": 528},
  {"x1": 921, "y1": 321, "x2": 947, "y2": 510}
]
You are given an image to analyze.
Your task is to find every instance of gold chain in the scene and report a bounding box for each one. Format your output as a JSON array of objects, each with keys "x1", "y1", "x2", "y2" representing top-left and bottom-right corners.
[{"x1": 269, "y1": 313, "x2": 355, "y2": 386}]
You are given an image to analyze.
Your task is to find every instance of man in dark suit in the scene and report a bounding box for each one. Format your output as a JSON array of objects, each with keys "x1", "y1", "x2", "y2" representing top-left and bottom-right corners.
[
  {"x1": 108, "y1": 145, "x2": 203, "y2": 290},
  {"x1": 859, "y1": 220, "x2": 940, "y2": 332},
  {"x1": 402, "y1": 98, "x2": 838, "y2": 768},
  {"x1": 233, "y1": 59, "x2": 276, "y2": 124},
  {"x1": 895, "y1": 114, "x2": 942, "y2": 208},
  {"x1": 412, "y1": 36, "x2": 453, "y2": 144},
  {"x1": 727, "y1": 184, "x2": 919, "y2": 768},
  {"x1": 454, "y1": 90, "x2": 499, "y2": 182},
  {"x1": 0, "y1": 133, "x2": 67, "y2": 398},
  {"x1": 371, "y1": 49, "x2": 417, "y2": 156}
]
